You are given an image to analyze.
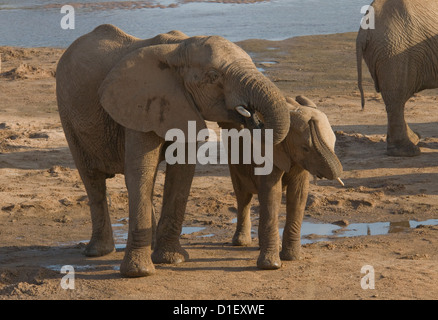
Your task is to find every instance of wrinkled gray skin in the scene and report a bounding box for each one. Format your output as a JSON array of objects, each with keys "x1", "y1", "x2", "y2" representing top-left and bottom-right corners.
[
  {"x1": 357, "y1": 0, "x2": 438, "y2": 157},
  {"x1": 56, "y1": 24, "x2": 290, "y2": 277},
  {"x1": 220, "y1": 96, "x2": 343, "y2": 269}
]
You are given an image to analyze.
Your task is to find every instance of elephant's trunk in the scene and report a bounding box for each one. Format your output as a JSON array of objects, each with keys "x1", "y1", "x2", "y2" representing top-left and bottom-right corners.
[
  {"x1": 226, "y1": 61, "x2": 290, "y2": 145},
  {"x1": 309, "y1": 119, "x2": 343, "y2": 180}
]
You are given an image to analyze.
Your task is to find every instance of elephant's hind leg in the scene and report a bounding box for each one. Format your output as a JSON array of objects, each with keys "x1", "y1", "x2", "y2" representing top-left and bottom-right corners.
[
  {"x1": 80, "y1": 170, "x2": 115, "y2": 257},
  {"x1": 383, "y1": 92, "x2": 421, "y2": 157},
  {"x1": 63, "y1": 125, "x2": 115, "y2": 257}
]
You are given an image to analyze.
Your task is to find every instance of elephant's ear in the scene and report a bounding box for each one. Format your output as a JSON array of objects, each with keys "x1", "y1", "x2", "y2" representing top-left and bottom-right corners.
[
  {"x1": 273, "y1": 142, "x2": 291, "y2": 172},
  {"x1": 295, "y1": 95, "x2": 317, "y2": 108},
  {"x1": 99, "y1": 44, "x2": 207, "y2": 138}
]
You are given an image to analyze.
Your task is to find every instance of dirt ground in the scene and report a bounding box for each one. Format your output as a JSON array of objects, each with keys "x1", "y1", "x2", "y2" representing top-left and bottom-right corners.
[{"x1": 0, "y1": 32, "x2": 437, "y2": 300}]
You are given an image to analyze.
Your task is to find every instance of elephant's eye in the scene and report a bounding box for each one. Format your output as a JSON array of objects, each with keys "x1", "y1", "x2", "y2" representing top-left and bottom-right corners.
[
  {"x1": 302, "y1": 146, "x2": 310, "y2": 153},
  {"x1": 205, "y1": 69, "x2": 220, "y2": 84}
]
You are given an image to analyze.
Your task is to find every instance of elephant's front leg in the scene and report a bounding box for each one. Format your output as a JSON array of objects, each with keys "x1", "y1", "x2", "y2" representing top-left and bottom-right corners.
[
  {"x1": 280, "y1": 166, "x2": 309, "y2": 261},
  {"x1": 120, "y1": 130, "x2": 163, "y2": 278},
  {"x1": 257, "y1": 167, "x2": 283, "y2": 270},
  {"x1": 152, "y1": 161, "x2": 196, "y2": 264},
  {"x1": 384, "y1": 96, "x2": 420, "y2": 157}
]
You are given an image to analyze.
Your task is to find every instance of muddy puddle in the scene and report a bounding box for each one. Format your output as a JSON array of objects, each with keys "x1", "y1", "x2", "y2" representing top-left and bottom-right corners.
[
  {"x1": 45, "y1": 218, "x2": 437, "y2": 272},
  {"x1": 257, "y1": 61, "x2": 279, "y2": 73},
  {"x1": 296, "y1": 219, "x2": 438, "y2": 244},
  {"x1": 109, "y1": 217, "x2": 438, "y2": 249}
]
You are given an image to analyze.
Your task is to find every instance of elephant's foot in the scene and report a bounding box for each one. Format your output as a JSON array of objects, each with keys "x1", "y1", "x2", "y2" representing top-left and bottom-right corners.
[
  {"x1": 257, "y1": 250, "x2": 282, "y2": 270},
  {"x1": 120, "y1": 247, "x2": 155, "y2": 278},
  {"x1": 151, "y1": 242, "x2": 189, "y2": 264},
  {"x1": 387, "y1": 142, "x2": 421, "y2": 157},
  {"x1": 84, "y1": 236, "x2": 115, "y2": 257},
  {"x1": 387, "y1": 125, "x2": 421, "y2": 157},
  {"x1": 280, "y1": 240, "x2": 301, "y2": 261},
  {"x1": 232, "y1": 231, "x2": 252, "y2": 246}
]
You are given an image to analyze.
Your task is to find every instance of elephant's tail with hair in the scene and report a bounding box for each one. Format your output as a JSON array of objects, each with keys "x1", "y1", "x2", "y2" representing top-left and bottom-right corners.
[{"x1": 356, "y1": 31, "x2": 366, "y2": 110}]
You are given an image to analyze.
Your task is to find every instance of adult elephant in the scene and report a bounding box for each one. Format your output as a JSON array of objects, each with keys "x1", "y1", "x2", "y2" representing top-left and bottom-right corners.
[
  {"x1": 56, "y1": 24, "x2": 290, "y2": 277},
  {"x1": 357, "y1": 0, "x2": 438, "y2": 156},
  {"x1": 221, "y1": 96, "x2": 343, "y2": 269}
]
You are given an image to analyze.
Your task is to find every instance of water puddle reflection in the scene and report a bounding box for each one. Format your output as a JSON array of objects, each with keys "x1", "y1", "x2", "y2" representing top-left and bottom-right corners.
[
  {"x1": 233, "y1": 218, "x2": 438, "y2": 244},
  {"x1": 111, "y1": 220, "x2": 206, "y2": 249},
  {"x1": 74, "y1": 217, "x2": 438, "y2": 251},
  {"x1": 286, "y1": 219, "x2": 438, "y2": 244},
  {"x1": 256, "y1": 61, "x2": 278, "y2": 73}
]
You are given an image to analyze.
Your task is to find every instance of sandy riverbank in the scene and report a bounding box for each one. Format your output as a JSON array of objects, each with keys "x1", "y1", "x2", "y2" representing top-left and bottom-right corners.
[{"x1": 0, "y1": 32, "x2": 437, "y2": 300}]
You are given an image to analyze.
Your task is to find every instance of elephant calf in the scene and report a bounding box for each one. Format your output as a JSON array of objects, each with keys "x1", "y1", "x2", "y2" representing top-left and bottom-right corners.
[{"x1": 221, "y1": 96, "x2": 343, "y2": 269}]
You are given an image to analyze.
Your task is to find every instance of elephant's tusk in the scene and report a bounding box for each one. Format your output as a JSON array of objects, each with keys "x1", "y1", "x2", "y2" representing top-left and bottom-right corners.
[
  {"x1": 235, "y1": 106, "x2": 251, "y2": 118},
  {"x1": 336, "y1": 177, "x2": 345, "y2": 187}
]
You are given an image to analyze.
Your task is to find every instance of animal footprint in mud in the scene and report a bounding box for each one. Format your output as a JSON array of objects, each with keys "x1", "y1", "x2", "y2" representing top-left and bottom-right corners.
[{"x1": 348, "y1": 199, "x2": 374, "y2": 209}]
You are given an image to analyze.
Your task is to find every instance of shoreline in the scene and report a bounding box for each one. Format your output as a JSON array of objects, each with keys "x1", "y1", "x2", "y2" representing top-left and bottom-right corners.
[{"x1": 0, "y1": 30, "x2": 356, "y2": 49}]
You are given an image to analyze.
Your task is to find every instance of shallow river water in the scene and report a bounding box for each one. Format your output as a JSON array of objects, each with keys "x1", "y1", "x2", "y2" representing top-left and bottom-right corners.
[{"x1": 1, "y1": 0, "x2": 369, "y2": 47}]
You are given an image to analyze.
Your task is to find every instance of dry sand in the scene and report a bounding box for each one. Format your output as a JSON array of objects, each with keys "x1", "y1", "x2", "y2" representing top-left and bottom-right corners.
[{"x1": 0, "y1": 32, "x2": 437, "y2": 300}]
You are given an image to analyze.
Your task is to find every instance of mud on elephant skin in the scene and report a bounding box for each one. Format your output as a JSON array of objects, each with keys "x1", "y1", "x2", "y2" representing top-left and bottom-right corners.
[
  {"x1": 56, "y1": 24, "x2": 291, "y2": 277},
  {"x1": 357, "y1": 0, "x2": 438, "y2": 157},
  {"x1": 220, "y1": 96, "x2": 343, "y2": 270}
]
